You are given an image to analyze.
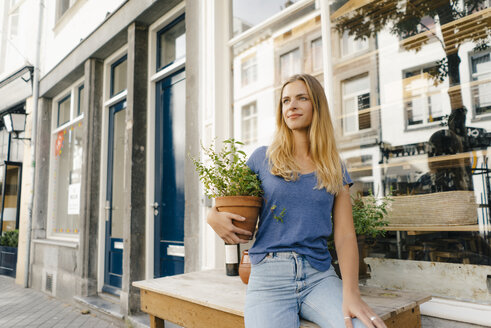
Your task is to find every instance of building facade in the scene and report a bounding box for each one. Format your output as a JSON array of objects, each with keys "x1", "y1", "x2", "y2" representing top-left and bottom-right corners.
[{"x1": 0, "y1": 0, "x2": 490, "y2": 326}]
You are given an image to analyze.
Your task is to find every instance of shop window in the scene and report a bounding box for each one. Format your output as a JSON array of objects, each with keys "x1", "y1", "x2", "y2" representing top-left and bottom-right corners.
[
  {"x1": 48, "y1": 81, "x2": 84, "y2": 239},
  {"x1": 342, "y1": 75, "x2": 371, "y2": 134},
  {"x1": 110, "y1": 55, "x2": 127, "y2": 97},
  {"x1": 280, "y1": 48, "x2": 301, "y2": 82},
  {"x1": 471, "y1": 52, "x2": 491, "y2": 116},
  {"x1": 57, "y1": 95, "x2": 71, "y2": 127},
  {"x1": 157, "y1": 15, "x2": 186, "y2": 71},
  {"x1": 311, "y1": 37, "x2": 323, "y2": 72},
  {"x1": 242, "y1": 102, "x2": 258, "y2": 145},
  {"x1": 403, "y1": 66, "x2": 446, "y2": 126},
  {"x1": 241, "y1": 54, "x2": 257, "y2": 86},
  {"x1": 341, "y1": 30, "x2": 368, "y2": 57}
]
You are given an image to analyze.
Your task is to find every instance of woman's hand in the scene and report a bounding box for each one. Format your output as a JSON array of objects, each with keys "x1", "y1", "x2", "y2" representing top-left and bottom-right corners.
[
  {"x1": 206, "y1": 206, "x2": 252, "y2": 244},
  {"x1": 342, "y1": 292, "x2": 387, "y2": 328}
]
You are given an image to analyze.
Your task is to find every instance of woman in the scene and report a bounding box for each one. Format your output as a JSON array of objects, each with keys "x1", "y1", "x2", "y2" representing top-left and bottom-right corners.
[{"x1": 207, "y1": 74, "x2": 386, "y2": 328}]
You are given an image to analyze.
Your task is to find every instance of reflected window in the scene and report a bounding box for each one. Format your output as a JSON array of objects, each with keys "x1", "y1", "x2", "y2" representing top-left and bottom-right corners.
[
  {"x1": 341, "y1": 30, "x2": 367, "y2": 57},
  {"x1": 342, "y1": 75, "x2": 370, "y2": 134},
  {"x1": 403, "y1": 66, "x2": 446, "y2": 126},
  {"x1": 471, "y1": 52, "x2": 491, "y2": 116},
  {"x1": 157, "y1": 15, "x2": 186, "y2": 71},
  {"x1": 311, "y1": 37, "x2": 323, "y2": 72},
  {"x1": 110, "y1": 56, "x2": 127, "y2": 97},
  {"x1": 232, "y1": 0, "x2": 302, "y2": 37},
  {"x1": 241, "y1": 54, "x2": 257, "y2": 86},
  {"x1": 242, "y1": 102, "x2": 258, "y2": 145},
  {"x1": 280, "y1": 48, "x2": 300, "y2": 82},
  {"x1": 57, "y1": 95, "x2": 71, "y2": 127}
]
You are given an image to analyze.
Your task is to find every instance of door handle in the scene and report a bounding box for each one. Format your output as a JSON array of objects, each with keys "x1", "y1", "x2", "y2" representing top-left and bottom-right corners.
[{"x1": 152, "y1": 202, "x2": 159, "y2": 209}]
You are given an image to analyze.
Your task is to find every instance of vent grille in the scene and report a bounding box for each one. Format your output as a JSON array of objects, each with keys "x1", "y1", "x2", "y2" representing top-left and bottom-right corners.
[{"x1": 45, "y1": 273, "x2": 53, "y2": 293}]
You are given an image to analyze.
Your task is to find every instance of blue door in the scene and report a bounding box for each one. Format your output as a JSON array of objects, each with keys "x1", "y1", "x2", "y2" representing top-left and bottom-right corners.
[
  {"x1": 104, "y1": 100, "x2": 126, "y2": 293},
  {"x1": 154, "y1": 69, "x2": 185, "y2": 278}
]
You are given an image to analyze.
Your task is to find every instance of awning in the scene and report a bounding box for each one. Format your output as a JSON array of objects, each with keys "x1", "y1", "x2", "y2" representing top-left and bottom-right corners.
[{"x1": 0, "y1": 66, "x2": 33, "y2": 113}]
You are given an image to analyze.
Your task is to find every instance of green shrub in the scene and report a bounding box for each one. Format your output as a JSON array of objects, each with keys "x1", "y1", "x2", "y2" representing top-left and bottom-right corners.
[{"x1": 0, "y1": 230, "x2": 19, "y2": 248}]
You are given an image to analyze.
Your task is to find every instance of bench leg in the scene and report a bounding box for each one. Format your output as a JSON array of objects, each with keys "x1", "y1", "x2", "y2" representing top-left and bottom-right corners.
[{"x1": 150, "y1": 315, "x2": 166, "y2": 328}]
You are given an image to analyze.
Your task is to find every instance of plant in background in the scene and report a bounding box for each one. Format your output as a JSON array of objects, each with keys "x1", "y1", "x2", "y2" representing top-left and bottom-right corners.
[
  {"x1": 351, "y1": 190, "x2": 392, "y2": 238},
  {"x1": 0, "y1": 230, "x2": 19, "y2": 248},
  {"x1": 190, "y1": 138, "x2": 263, "y2": 198}
]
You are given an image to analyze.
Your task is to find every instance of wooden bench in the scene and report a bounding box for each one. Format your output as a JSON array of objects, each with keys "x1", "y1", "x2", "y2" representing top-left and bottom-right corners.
[{"x1": 133, "y1": 269, "x2": 431, "y2": 328}]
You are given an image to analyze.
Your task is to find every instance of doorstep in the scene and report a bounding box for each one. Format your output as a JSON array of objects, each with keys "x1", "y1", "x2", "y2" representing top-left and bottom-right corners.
[{"x1": 74, "y1": 294, "x2": 124, "y2": 321}]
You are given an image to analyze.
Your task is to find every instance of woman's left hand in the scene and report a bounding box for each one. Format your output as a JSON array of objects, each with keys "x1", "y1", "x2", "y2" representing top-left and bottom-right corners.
[{"x1": 342, "y1": 293, "x2": 387, "y2": 328}]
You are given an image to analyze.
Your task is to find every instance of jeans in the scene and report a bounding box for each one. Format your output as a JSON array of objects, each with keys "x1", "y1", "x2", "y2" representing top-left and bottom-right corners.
[{"x1": 244, "y1": 251, "x2": 366, "y2": 328}]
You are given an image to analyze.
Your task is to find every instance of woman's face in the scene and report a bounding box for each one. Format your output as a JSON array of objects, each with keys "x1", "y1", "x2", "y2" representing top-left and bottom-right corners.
[{"x1": 281, "y1": 80, "x2": 313, "y2": 132}]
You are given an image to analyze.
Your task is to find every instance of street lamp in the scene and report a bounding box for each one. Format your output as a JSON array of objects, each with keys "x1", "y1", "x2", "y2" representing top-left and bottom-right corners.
[{"x1": 2, "y1": 113, "x2": 30, "y2": 140}]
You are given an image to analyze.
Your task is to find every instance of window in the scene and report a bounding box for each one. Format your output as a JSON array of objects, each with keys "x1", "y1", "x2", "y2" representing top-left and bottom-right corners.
[
  {"x1": 56, "y1": 0, "x2": 77, "y2": 21},
  {"x1": 342, "y1": 75, "x2": 370, "y2": 134},
  {"x1": 110, "y1": 56, "x2": 127, "y2": 97},
  {"x1": 403, "y1": 66, "x2": 446, "y2": 126},
  {"x1": 57, "y1": 95, "x2": 71, "y2": 127},
  {"x1": 280, "y1": 48, "x2": 301, "y2": 82},
  {"x1": 48, "y1": 81, "x2": 85, "y2": 239},
  {"x1": 341, "y1": 30, "x2": 368, "y2": 57},
  {"x1": 157, "y1": 15, "x2": 186, "y2": 71},
  {"x1": 471, "y1": 52, "x2": 491, "y2": 115},
  {"x1": 311, "y1": 37, "x2": 323, "y2": 72},
  {"x1": 241, "y1": 54, "x2": 257, "y2": 86},
  {"x1": 242, "y1": 102, "x2": 258, "y2": 145},
  {"x1": 8, "y1": 8, "x2": 19, "y2": 42},
  {"x1": 78, "y1": 85, "x2": 85, "y2": 116}
]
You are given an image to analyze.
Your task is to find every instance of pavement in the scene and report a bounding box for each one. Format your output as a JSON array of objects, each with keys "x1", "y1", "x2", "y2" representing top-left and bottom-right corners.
[
  {"x1": 0, "y1": 275, "x2": 124, "y2": 328},
  {"x1": 1, "y1": 274, "x2": 487, "y2": 328}
]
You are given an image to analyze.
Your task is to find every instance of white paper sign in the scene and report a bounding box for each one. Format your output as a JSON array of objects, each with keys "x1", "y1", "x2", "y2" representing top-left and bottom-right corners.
[{"x1": 68, "y1": 183, "x2": 81, "y2": 215}]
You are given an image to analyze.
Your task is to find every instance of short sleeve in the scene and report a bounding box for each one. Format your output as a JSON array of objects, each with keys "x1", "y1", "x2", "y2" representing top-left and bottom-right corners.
[
  {"x1": 246, "y1": 147, "x2": 262, "y2": 174},
  {"x1": 342, "y1": 162, "x2": 353, "y2": 188}
]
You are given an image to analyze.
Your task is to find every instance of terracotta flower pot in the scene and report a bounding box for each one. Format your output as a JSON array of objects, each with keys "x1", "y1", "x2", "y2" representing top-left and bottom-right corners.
[
  {"x1": 239, "y1": 250, "x2": 251, "y2": 284},
  {"x1": 215, "y1": 196, "x2": 262, "y2": 240}
]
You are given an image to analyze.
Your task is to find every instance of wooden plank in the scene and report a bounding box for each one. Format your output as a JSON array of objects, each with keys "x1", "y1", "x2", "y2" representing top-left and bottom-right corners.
[
  {"x1": 150, "y1": 315, "x2": 165, "y2": 328},
  {"x1": 385, "y1": 306, "x2": 421, "y2": 328},
  {"x1": 141, "y1": 289, "x2": 244, "y2": 328}
]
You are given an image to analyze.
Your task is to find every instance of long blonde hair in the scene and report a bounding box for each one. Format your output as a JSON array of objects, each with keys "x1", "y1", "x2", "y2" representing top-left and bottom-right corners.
[{"x1": 267, "y1": 74, "x2": 344, "y2": 195}]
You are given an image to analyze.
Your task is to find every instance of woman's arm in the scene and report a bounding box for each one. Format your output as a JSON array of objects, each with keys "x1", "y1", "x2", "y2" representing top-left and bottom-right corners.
[
  {"x1": 207, "y1": 206, "x2": 252, "y2": 244},
  {"x1": 333, "y1": 185, "x2": 387, "y2": 328}
]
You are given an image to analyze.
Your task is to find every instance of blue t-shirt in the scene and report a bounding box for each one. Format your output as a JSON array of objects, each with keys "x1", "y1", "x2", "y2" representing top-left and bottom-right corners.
[{"x1": 246, "y1": 146, "x2": 353, "y2": 271}]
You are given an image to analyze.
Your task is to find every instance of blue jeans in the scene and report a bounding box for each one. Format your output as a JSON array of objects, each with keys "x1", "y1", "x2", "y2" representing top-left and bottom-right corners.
[{"x1": 244, "y1": 251, "x2": 366, "y2": 328}]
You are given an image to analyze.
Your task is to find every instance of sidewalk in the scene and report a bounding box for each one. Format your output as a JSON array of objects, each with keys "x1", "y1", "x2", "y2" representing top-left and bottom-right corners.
[{"x1": 0, "y1": 275, "x2": 124, "y2": 328}]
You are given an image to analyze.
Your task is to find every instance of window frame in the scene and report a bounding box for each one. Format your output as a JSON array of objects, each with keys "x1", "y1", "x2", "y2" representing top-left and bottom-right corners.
[
  {"x1": 342, "y1": 74, "x2": 371, "y2": 135},
  {"x1": 156, "y1": 13, "x2": 186, "y2": 72},
  {"x1": 241, "y1": 53, "x2": 258, "y2": 87},
  {"x1": 279, "y1": 47, "x2": 301, "y2": 83},
  {"x1": 110, "y1": 55, "x2": 128, "y2": 98},
  {"x1": 340, "y1": 30, "x2": 368, "y2": 58},
  {"x1": 470, "y1": 51, "x2": 491, "y2": 117},
  {"x1": 241, "y1": 101, "x2": 258, "y2": 145},
  {"x1": 311, "y1": 36, "x2": 323, "y2": 73},
  {"x1": 55, "y1": 0, "x2": 77, "y2": 22},
  {"x1": 402, "y1": 65, "x2": 447, "y2": 129}
]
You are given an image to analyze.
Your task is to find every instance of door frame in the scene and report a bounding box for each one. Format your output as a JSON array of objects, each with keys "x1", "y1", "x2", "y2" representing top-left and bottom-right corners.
[
  {"x1": 97, "y1": 45, "x2": 128, "y2": 293},
  {"x1": 102, "y1": 100, "x2": 126, "y2": 294},
  {"x1": 0, "y1": 161, "x2": 22, "y2": 235},
  {"x1": 146, "y1": 2, "x2": 186, "y2": 280}
]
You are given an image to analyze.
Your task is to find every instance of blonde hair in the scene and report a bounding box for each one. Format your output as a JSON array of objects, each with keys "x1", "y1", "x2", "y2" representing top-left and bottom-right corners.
[{"x1": 267, "y1": 74, "x2": 344, "y2": 194}]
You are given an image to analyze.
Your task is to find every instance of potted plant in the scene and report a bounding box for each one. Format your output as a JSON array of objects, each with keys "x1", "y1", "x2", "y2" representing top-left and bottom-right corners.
[
  {"x1": 330, "y1": 191, "x2": 392, "y2": 278},
  {"x1": 0, "y1": 230, "x2": 19, "y2": 278},
  {"x1": 190, "y1": 138, "x2": 263, "y2": 240}
]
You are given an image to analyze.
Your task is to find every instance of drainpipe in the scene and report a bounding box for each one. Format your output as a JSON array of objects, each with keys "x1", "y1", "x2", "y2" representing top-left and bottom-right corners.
[{"x1": 24, "y1": 0, "x2": 43, "y2": 288}]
